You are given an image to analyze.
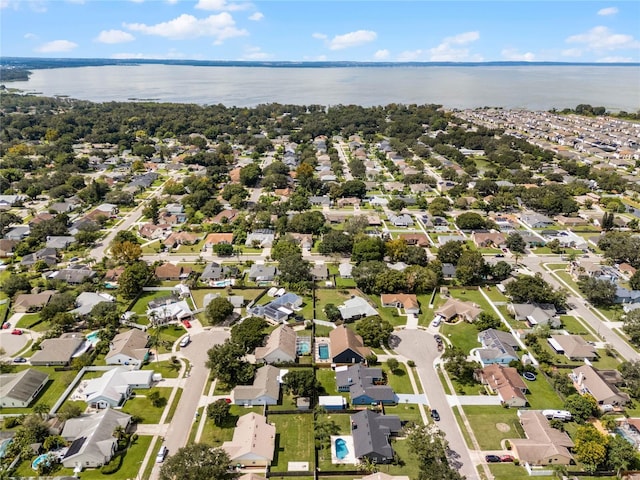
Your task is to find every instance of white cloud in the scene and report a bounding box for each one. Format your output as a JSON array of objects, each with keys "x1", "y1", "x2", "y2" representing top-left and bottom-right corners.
[
  {"x1": 36, "y1": 39, "x2": 78, "y2": 53},
  {"x1": 248, "y1": 12, "x2": 263, "y2": 21},
  {"x1": 397, "y1": 49, "x2": 423, "y2": 62},
  {"x1": 66, "y1": 0, "x2": 86, "y2": 4},
  {"x1": 312, "y1": 33, "x2": 327, "y2": 40},
  {"x1": 240, "y1": 46, "x2": 271, "y2": 60},
  {"x1": 501, "y1": 48, "x2": 535, "y2": 61},
  {"x1": 597, "y1": 7, "x2": 618, "y2": 16},
  {"x1": 561, "y1": 48, "x2": 583, "y2": 57},
  {"x1": 130, "y1": 0, "x2": 144, "y2": 3},
  {"x1": 95, "y1": 29, "x2": 135, "y2": 44},
  {"x1": 24, "y1": 32, "x2": 38, "y2": 39},
  {"x1": 597, "y1": 56, "x2": 634, "y2": 62},
  {"x1": 374, "y1": 49, "x2": 389, "y2": 60},
  {"x1": 111, "y1": 49, "x2": 195, "y2": 60},
  {"x1": 429, "y1": 31, "x2": 482, "y2": 61},
  {"x1": 195, "y1": 0, "x2": 250, "y2": 11},
  {"x1": 124, "y1": 13, "x2": 248, "y2": 43},
  {"x1": 566, "y1": 26, "x2": 640, "y2": 51},
  {"x1": 328, "y1": 30, "x2": 377, "y2": 50},
  {"x1": 1, "y1": 0, "x2": 45, "y2": 10},
  {"x1": 166, "y1": 0, "x2": 179, "y2": 3},
  {"x1": 302, "y1": 55, "x2": 327, "y2": 61}
]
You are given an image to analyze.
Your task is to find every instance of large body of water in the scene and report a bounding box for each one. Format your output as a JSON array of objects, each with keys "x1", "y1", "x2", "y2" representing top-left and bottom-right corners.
[{"x1": 8, "y1": 64, "x2": 640, "y2": 111}]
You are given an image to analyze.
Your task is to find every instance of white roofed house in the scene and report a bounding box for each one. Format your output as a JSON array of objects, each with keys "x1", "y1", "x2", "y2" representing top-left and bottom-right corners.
[
  {"x1": 146, "y1": 300, "x2": 193, "y2": 325},
  {"x1": 71, "y1": 292, "x2": 115, "y2": 317},
  {"x1": 82, "y1": 367, "x2": 154, "y2": 409},
  {"x1": 338, "y1": 296, "x2": 378, "y2": 321}
]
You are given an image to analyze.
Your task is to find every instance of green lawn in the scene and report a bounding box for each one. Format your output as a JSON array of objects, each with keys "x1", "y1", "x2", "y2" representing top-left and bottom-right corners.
[
  {"x1": 560, "y1": 315, "x2": 596, "y2": 338},
  {"x1": 382, "y1": 363, "x2": 414, "y2": 394},
  {"x1": 386, "y1": 438, "x2": 421, "y2": 479},
  {"x1": 316, "y1": 368, "x2": 340, "y2": 396},
  {"x1": 121, "y1": 387, "x2": 172, "y2": 424},
  {"x1": 490, "y1": 464, "x2": 553, "y2": 480},
  {"x1": 462, "y1": 405, "x2": 524, "y2": 450},
  {"x1": 441, "y1": 321, "x2": 480, "y2": 354},
  {"x1": 315, "y1": 288, "x2": 358, "y2": 321},
  {"x1": 449, "y1": 287, "x2": 493, "y2": 311},
  {"x1": 165, "y1": 388, "x2": 183, "y2": 423},
  {"x1": 130, "y1": 291, "x2": 174, "y2": 316},
  {"x1": 142, "y1": 359, "x2": 182, "y2": 379},
  {"x1": 15, "y1": 313, "x2": 50, "y2": 331},
  {"x1": 384, "y1": 404, "x2": 424, "y2": 425},
  {"x1": 524, "y1": 374, "x2": 564, "y2": 410},
  {"x1": 452, "y1": 406, "x2": 473, "y2": 449},
  {"x1": 270, "y1": 414, "x2": 315, "y2": 472},
  {"x1": 0, "y1": 367, "x2": 77, "y2": 415},
  {"x1": 317, "y1": 413, "x2": 351, "y2": 434},
  {"x1": 148, "y1": 324, "x2": 187, "y2": 354}
]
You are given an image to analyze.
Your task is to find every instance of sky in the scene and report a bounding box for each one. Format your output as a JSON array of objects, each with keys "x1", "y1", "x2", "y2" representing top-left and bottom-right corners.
[{"x1": 1, "y1": 1, "x2": 639, "y2": 63}]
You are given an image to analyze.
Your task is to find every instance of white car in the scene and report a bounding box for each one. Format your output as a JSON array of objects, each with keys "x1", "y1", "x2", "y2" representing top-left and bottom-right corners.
[
  {"x1": 431, "y1": 317, "x2": 442, "y2": 328},
  {"x1": 156, "y1": 445, "x2": 168, "y2": 463},
  {"x1": 179, "y1": 335, "x2": 190, "y2": 348}
]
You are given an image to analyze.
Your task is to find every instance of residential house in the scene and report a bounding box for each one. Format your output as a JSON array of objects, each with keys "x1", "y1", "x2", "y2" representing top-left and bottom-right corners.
[
  {"x1": 339, "y1": 263, "x2": 353, "y2": 279},
  {"x1": 380, "y1": 294, "x2": 420, "y2": 314},
  {"x1": 309, "y1": 196, "x2": 331, "y2": 207},
  {"x1": 231, "y1": 365, "x2": 281, "y2": 406},
  {"x1": 520, "y1": 233, "x2": 546, "y2": 248},
  {"x1": 61, "y1": 409, "x2": 132, "y2": 469},
  {"x1": 570, "y1": 365, "x2": 630, "y2": 408},
  {"x1": 71, "y1": 292, "x2": 115, "y2": 316},
  {"x1": 21, "y1": 247, "x2": 58, "y2": 267},
  {"x1": 288, "y1": 233, "x2": 313, "y2": 251},
  {"x1": 254, "y1": 325, "x2": 297, "y2": 364},
  {"x1": 249, "y1": 293, "x2": 302, "y2": 322},
  {"x1": 311, "y1": 264, "x2": 329, "y2": 281},
  {"x1": 82, "y1": 367, "x2": 154, "y2": 408},
  {"x1": 222, "y1": 413, "x2": 275, "y2": 467},
  {"x1": 30, "y1": 337, "x2": 85, "y2": 366},
  {"x1": 248, "y1": 264, "x2": 277, "y2": 282},
  {"x1": 45, "y1": 236, "x2": 76, "y2": 250},
  {"x1": 13, "y1": 290, "x2": 56, "y2": 313},
  {"x1": 154, "y1": 263, "x2": 192, "y2": 281},
  {"x1": 0, "y1": 195, "x2": 23, "y2": 208},
  {"x1": 398, "y1": 233, "x2": 430, "y2": 247},
  {"x1": 138, "y1": 223, "x2": 170, "y2": 240},
  {"x1": 163, "y1": 231, "x2": 201, "y2": 249},
  {"x1": 49, "y1": 266, "x2": 96, "y2": 285},
  {"x1": 520, "y1": 213, "x2": 555, "y2": 229},
  {"x1": 548, "y1": 335, "x2": 597, "y2": 361},
  {"x1": 471, "y1": 232, "x2": 507, "y2": 248},
  {"x1": 0, "y1": 239, "x2": 17, "y2": 257},
  {"x1": 146, "y1": 300, "x2": 193, "y2": 324},
  {"x1": 437, "y1": 235, "x2": 465, "y2": 246},
  {"x1": 508, "y1": 303, "x2": 560, "y2": 328},
  {"x1": 476, "y1": 329, "x2": 520, "y2": 366},
  {"x1": 4, "y1": 226, "x2": 30, "y2": 241},
  {"x1": 336, "y1": 364, "x2": 397, "y2": 405},
  {"x1": 245, "y1": 230, "x2": 275, "y2": 248},
  {"x1": 330, "y1": 325, "x2": 372, "y2": 364},
  {"x1": 0, "y1": 369, "x2": 49, "y2": 408},
  {"x1": 200, "y1": 262, "x2": 224, "y2": 283},
  {"x1": 442, "y1": 263, "x2": 457, "y2": 279},
  {"x1": 204, "y1": 233, "x2": 234, "y2": 248},
  {"x1": 105, "y1": 329, "x2": 150, "y2": 368},
  {"x1": 555, "y1": 215, "x2": 589, "y2": 227},
  {"x1": 338, "y1": 296, "x2": 378, "y2": 321},
  {"x1": 211, "y1": 209, "x2": 239, "y2": 224},
  {"x1": 618, "y1": 263, "x2": 637, "y2": 280},
  {"x1": 614, "y1": 286, "x2": 640, "y2": 305},
  {"x1": 435, "y1": 298, "x2": 482, "y2": 323},
  {"x1": 387, "y1": 213, "x2": 414, "y2": 227},
  {"x1": 104, "y1": 267, "x2": 124, "y2": 283},
  {"x1": 509, "y1": 410, "x2": 574, "y2": 466},
  {"x1": 351, "y1": 410, "x2": 402, "y2": 464},
  {"x1": 476, "y1": 364, "x2": 528, "y2": 408}
]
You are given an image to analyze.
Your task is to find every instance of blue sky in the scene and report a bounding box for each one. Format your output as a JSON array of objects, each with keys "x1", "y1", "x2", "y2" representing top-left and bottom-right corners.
[{"x1": 1, "y1": 1, "x2": 639, "y2": 62}]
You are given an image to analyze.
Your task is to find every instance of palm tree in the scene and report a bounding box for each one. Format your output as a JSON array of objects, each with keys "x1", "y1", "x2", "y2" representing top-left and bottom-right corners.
[
  {"x1": 34, "y1": 403, "x2": 50, "y2": 420},
  {"x1": 356, "y1": 457, "x2": 379, "y2": 474}
]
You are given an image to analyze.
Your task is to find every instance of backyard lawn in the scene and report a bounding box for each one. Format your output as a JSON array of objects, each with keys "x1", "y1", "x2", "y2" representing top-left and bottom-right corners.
[
  {"x1": 142, "y1": 359, "x2": 182, "y2": 379},
  {"x1": 129, "y1": 291, "x2": 174, "y2": 316},
  {"x1": 198, "y1": 405, "x2": 262, "y2": 447},
  {"x1": 314, "y1": 288, "x2": 358, "y2": 321},
  {"x1": 316, "y1": 368, "x2": 340, "y2": 396},
  {"x1": 269, "y1": 413, "x2": 315, "y2": 472},
  {"x1": 382, "y1": 363, "x2": 414, "y2": 394},
  {"x1": 462, "y1": 405, "x2": 524, "y2": 450},
  {"x1": 523, "y1": 374, "x2": 564, "y2": 410},
  {"x1": 121, "y1": 387, "x2": 172, "y2": 424}
]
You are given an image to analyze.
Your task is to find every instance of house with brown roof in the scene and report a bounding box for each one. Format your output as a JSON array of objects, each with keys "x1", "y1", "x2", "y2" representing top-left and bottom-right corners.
[
  {"x1": 618, "y1": 263, "x2": 637, "y2": 279},
  {"x1": 139, "y1": 223, "x2": 171, "y2": 240},
  {"x1": 211, "y1": 209, "x2": 240, "y2": 224},
  {"x1": 154, "y1": 263, "x2": 193, "y2": 281},
  {"x1": 570, "y1": 365, "x2": 629, "y2": 409},
  {"x1": 228, "y1": 168, "x2": 242, "y2": 183},
  {"x1": 398, "y1": 233, "x2": 430, "y2": 247},
  {"x1": 204, "y1": 232, "x2": 234, "y2": 247},
  {"x1": 0, "y1": 239, "x2": 18, "y2": 257},
  {"x1": 329, "y1": 325, "x2": 371, "y2": 364},
  {"x1": 555, "y1": 215, "x2": 589, "y2": 227},
  {"x1": 380, "y1": 294, "x2": 420, "y2": 315},
  {"x1": 163, "y1": 231, "x2": 201, "y2": 249},
  {"x1": 435, "y1": 298, "x2": 482, "y2": 322},
  {"x1": 104, "y1": 267, "x2": 125, "y2": 283},
  {"x1": 509, "y1": 410, "x2": 574, "y2": 466},
  {"x1": 13, "y1": 290, "x2": 56, "y2": 313},
  {"x1": 476, "y1": 364, "x2": 528, "y2": 408},
  {"x1": 105, "y1": 329, "x2": 150, "y2": 368},
  {"x1": 222, "y1": 412, "x2": 275, "y2": 467},
  {"x1": 471, "y1": 232, "x2": 507, "y2": 248},
  {"x1": 254, "y1": 325, "x2": 297, "y2": 364},
  {"x1": 548, "y1": 335, "x2": 597, "y2": 361}
]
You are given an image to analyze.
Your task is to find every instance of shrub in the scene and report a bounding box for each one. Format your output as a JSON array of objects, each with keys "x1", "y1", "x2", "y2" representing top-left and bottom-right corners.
[{"x1": 100, "y1": 453, "x2": 124, "y2": 475}]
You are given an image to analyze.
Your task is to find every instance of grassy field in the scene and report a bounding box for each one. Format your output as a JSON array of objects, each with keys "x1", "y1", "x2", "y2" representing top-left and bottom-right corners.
[
  {"x1": 441, "y1": 320, "x2": 480, "y2": 354},
  {"x1": 315, "y1": 288, "x2": 358, "y2": 321},
  {"x1": 148, "y1": 324, "x2": 187, "y2": 354},
  {"x1": 142, "y1": 359, "x2": 182, "y2": 379},
  {"x1": 462, "y1": 405, "x2": 524, "y2": 450},
  {"x1": 316, "y1": 368, "x2": 340, "y2": 396},
  {"x1": 121, "y1": 387, "x2": 172, "y2": 424},
  {"x1": 130, "y1": 291, "x2": 175, "y2": 315},
  {"x1": 524, "y1": 374, "x2": 564, "y2": 410},
  {"x1": 382, "y1": 363, "x2": 414, "y2": 394},
  {"x1": 270, "y1": 413, "x2": 315, "y2": 472}
]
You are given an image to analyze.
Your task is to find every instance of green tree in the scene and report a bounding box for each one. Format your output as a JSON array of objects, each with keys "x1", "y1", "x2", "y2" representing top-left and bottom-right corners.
[
  {"x1": 428, "y1": 197, "x2": 451, "y2": 217},
  {"x1": 278, "y1": 253, "x2": 311, "y2": 288},
  {"x1": 437, "y1": 240, "x2": 464, "y2": 265},
  {"x1": 577, "y1": 276, "x2": 617, "y2": 306},
  {"x1": 206, "y1": 399, "x2": 231, "y2": 426},
  {"x1": 630, "y1": 270, "x2": 640, "y2": 291},
  {"x1": 619, "y1": 360, "x2": 640, "y2": 398},
  {"x1": 574, "y1": 424, "x2": 608, "y2": 473},
  {"x1": 324, "y1": 303, "x2": 342, "y2": 322},
  {"x1": 352, "y1": 260, "x2": 388, "y2": 294},
  {"x1": 1, "y1": 274, "x2": 31, "y2": 297},
  {"x1": 159, "y1": 444, "x2": 238, "y2": 480},
  {"x1": 607, "y1": 434, "x2": 638, "y2": 475},
  {"x1": 287, "y1": 211, "x2": 326, "y2": 235},
  {"x1": 505, "y1": 274, "x2": 566, "y2": 308},
  {"x1": 407, "y1": 424, "x2": 465, "y2": 480},
  {"x1": 315, "y1": 418, "x2": 340, "y2": 449},
  {"x1": 205, "y1": 297, "x2": 234, "y2": 325},
  {"x1": 455, "y1": 250, "x2": 485, "y2": 285},
  {"x1": 388, "y1": 198, "x2": 406, "y2": 212},
  {"x1": 318, "y1": 230, "x2": 353, "y2": 255},
  {"x1": 239, "y1": 163, "x2": 261, "y2": 187},
  {"x1": 455, "y1": 212, "x2": 486, "y2": 230},
  {"x1": 230, "y1": 316, "x2": 267, "y2": 352},
  {"x1": 355, "y1": 316, "x2": 394, "y2": 346},
  {"x1": 119, "y1": 261, "x2": 151, "y2": 299},
  {"x1": 57, "y1": 402, "x2": 84, "y2": 421},
  {"x1": 474, "y1": 312, "x2": 501, "y2": 331},
  {"x1": 206, "y1": 341, "x2": 255, "y2": 388},
  {"x1": 143, "y1": 198, "x2": 160, "y2": 224},
  {"x1": 111, "y1": 240, "x2": 142, "y2": 264},
  {"x1": 352, "y1": 236, "x2": 385, "y2": 264},
  {"x1": 442, "y1": 346, "x2": 478, "y2": 385},
  {"x1": 387, "y1": 357, "x2": 399, "y2": 373},
  {"x1": 491, "y1": 261, "x2": 512, "y2": 280},
  {"x1": 505, "y1": 232, "x2": 526, "y2": 253},
  {"x1": 283, "y1": 369, "x2": 319, "y2": 397},
  {"x1": 213, "y1": 243, "x2": 234, "y2": 256},
  {"x1": 564, "y1": 393, "x2": 598, "y2": 423},
  {"x1": 271, "y1": 238, "x2": 302, "y2": 261}
]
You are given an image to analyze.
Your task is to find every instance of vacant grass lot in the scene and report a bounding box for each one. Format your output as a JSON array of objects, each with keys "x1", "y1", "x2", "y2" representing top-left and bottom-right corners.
[
  {"x1": 462, "y1": 405, "x2": 524, "y2": 450},
  {"x1": 270, "y1": 414, "x2": 315, "y2": 472},
  {"x1": 315, "y1": 288, "x2": 358, "y2": 322},
  {"x1": 524, "y1": 374, "x2": 564, "y2": 410},
  {"x1": 198, "y1": 405, "x2": 262, "y2": 446}
]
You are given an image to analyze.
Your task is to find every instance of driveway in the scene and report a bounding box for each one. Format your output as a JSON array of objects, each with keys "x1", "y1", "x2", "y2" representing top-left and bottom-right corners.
[
  {"x1": 149, "y1": 328, "x2": 229, "y2": 479},
  {"x1": 393, "y1": 329, "x2": 480, "y2": 480}
]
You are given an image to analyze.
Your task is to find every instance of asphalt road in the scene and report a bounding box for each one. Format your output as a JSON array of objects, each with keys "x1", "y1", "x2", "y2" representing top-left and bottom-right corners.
[
  {"x1": 149, "y1": 328, "x2": 229, "y2": 480},
  {"x1": 393, "y1": 329, "x2": 479, "y2": 480}
]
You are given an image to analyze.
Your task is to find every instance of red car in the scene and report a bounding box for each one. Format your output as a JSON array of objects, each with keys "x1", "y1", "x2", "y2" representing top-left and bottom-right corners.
[
  {"x1": 11, "y1": 329, "x2": 23, "y2": 335},
  {"x1": 500, "y1": 455, "x2": 515, "y2": 462},
  {"x1": 182, "y1": 320, "x2": 192, "y2": 328}
]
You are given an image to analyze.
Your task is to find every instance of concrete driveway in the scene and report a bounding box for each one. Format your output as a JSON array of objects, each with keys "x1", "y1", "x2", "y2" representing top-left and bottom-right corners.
[
  {"x1": 149, "y1": 327, "x2": 229, "y2": 480},
  {"x1": 0, "y1": 325, "x2": 30, "y2": 357},
  {"x1": 393, "y1": 329, "x2": 480, "y2": 480}
]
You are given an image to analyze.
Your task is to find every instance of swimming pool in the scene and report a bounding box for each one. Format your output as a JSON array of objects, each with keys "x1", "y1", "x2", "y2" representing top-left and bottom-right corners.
[
  {"x1": 86, "y1": 330, "x2": 100, "y2": 345},
  {"x1": 335, "y1": 438, "x2": 349, "y2": 460},
  {"x1": 0, "y1": 438, "x2": 12, "y2": 459},
  {"x1": 104, "y1": 282, "x2": 117, "y2": 289},
  {"x1": 296, "y1": 337, "x2": 311, "y2": 355},
  {"x1": 318, "y1": 343, "x2": 330, "y2": 360},
  {"x1": 32, "y1": 453, "x2": 51, "y2": 471}
]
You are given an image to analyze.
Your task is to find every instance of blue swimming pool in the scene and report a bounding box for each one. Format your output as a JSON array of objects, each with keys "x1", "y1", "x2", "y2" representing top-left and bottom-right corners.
[
  {"x1": 86, "y1": 330, "x2": 100, "y2": 345},
  {"x1": 32, "y1": 453, "x2": 50, "y2": 471},
  {"x1": 297, "y1": 340, "x2": 311, "y2": 355},
  {"x1": 335, "y1": 438, "x2": 349, "y2": 460},
  {"x1": 319, "y1": 343, "x2": 329, "y2": 360},
  {"x1": 0, "y1": 439, "x2": 12, "y2": 459}
]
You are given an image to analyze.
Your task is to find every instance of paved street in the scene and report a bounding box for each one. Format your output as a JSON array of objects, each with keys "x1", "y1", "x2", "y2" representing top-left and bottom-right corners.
[
  {"x1": 148, "y1": 328, "x2": 229, "y2": 480},
  {"x1": 393, "y1": 329, "x2": 480, "y2": 480}
]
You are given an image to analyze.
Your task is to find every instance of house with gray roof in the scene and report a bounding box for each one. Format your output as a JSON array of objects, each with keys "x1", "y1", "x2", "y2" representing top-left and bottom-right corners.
[
  {"x1": 46, "y1": 236, "x2": 76, "y2": 250},
  {"x1": 21, "y1": 247, "x2": 58, "y2": 267},
  {"x1": 520, "y1": 212, "x2": 554, "y2": 229},
  {"x1": 61, "y1": 409, "x2": 132, "y2": 469},
  {"x1": 0, "y1": 369, "x2": 49, "y2": 408},
  {"x1": 200, "y1": 262, "x2": 224, "y2": 282},
  {"x1": 231, "y1": 365, "x2": 281, "y2": 406},
  {"x1": 71, "y1": 292, "x2": 115, "y2": 317},
  {"x1": 351, "y1": 410, "x2": 402, "y2": 464},
  {"x1": 336, "y1": 364, "x2": 397, "y2": 405},
  {"x1": 254, "y1": 325, "x2": 297, "y2": 364},
  {"x1": 4, "y1": 226, "x2": 30, "y2": 241},
  {"x1": 338, "y1": 296, "x2": 378, "y2": 321},
  {"x1": 476, "y1": 329, "x2": 520, "y2": 366},
  {"x1": 245, "y1": 230, "x2": 275, "y2": 248},
  {"x1": 30, "y1": 337, "x2": 86, "y2": 366},
  {"x1": 49, "y1": 266, "x2": 96, "y2": 285},
  {"x1": 250, "y1": 293, "x2": 302, "y2": 322},
  {"x1": 248, "y1": 264, "x2": 277, "y2": 282},
  {"x1": 387, "y1": 213, "x2": 414, "y2": 227},
  {"x1": 339, "y1": 263, "x2": 353, "y2": 278},
  {"x1": 508, "y1": 303, "x2": 560, "y2": 328}
]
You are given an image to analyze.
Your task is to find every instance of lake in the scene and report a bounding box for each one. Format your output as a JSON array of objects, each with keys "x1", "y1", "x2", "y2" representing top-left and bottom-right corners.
[{"x1": 8, "y1": 64, "x2": 640, "y2": 111}]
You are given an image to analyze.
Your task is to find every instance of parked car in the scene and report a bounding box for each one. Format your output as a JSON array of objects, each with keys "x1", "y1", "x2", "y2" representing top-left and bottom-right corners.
[
  {"x1": 485, "y1": 455, "x2": 501, "y2": 463},
  {"x1": 11, "y1": 329, "x2": 23, "y2": 335},
  {"x1": 182, "y1": 319, "x2": 192, "y2": 328},
  {"x1": 156, "y1": 445, "x2": 168, "y2": 463},
  {"x1": 495, "y1": 253, "x2": 504, "y2": 258},
  {"x1": 13, "y1": 356, "x2": 26, "y2": 363},
  {"x1": 500, "y1": 455, "x2": 515, "y2": 462},
  {"x1": 430, "y1": 409, "x2": 440, "y2": 421},
  {"x1": 431, "y1": 317, "x2": 442, "y2": 328},
  {"x1": 179, "y1": 335, "x2": 190, "y2": 347},
  {"x1": 2, "y1": 322, "x2": 10, "y2": 329}
]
